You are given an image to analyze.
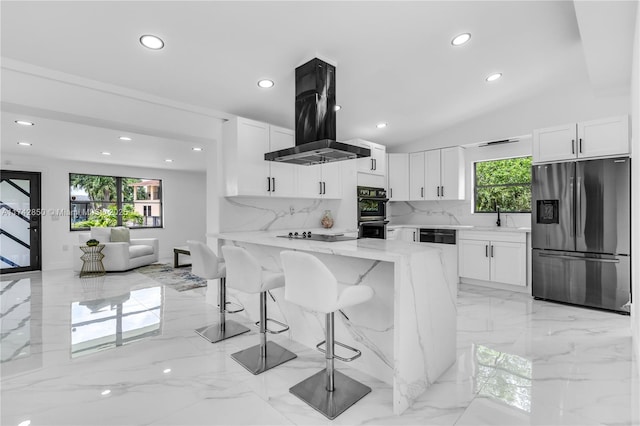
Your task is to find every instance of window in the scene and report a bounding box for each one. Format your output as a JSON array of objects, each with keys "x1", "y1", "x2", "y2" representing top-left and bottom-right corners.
[
  {"x1": 474, "y1": 156, "x2": 532, "y2": 213},
  {"x1": 69, "y1": 173, "x2": 163, "y2": 230}
]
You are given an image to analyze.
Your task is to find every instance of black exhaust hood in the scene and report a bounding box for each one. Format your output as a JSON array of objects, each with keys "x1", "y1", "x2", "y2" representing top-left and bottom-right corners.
[{"x1": 264, "y1": 58, "x2": 370, "y2": 165}]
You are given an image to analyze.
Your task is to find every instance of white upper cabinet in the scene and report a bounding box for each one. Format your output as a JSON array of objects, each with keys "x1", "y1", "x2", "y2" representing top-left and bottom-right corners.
[
  {"x1": 353, "y1": 139, "x2": 386, "y2": 176},
  {"x1": 223, "y1": 117, "x2": 296, "y2": 197},
  {"x1": 297, "y1": 161, "x2": 343, "y2": 199},
  {"x1": 409, "y1": 147, "x2": 465, "y2": 201},
  {"x1": 409, "y1": 151, "x2": 426, "y2": 200},
  {"x1": 533, "y1": 115, "x2": 629, "y2": 163},
  {"x1": 387, "y1": 153, "x2": 410, "y2": 201}
]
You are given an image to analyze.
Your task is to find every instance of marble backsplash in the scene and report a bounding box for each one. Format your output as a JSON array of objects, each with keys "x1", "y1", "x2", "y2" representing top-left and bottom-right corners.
[
  {"x1": 388, "y1": 200, "x2": 531, "y2": 229},
  {"x1": 220, "y1": 197, "x2": 357, "y2": 232}
]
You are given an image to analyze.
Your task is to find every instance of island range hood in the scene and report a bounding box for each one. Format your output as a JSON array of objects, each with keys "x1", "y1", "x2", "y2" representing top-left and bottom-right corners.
[{"x1": 264, "y1": 58, "x2": 370, "y2": 165}]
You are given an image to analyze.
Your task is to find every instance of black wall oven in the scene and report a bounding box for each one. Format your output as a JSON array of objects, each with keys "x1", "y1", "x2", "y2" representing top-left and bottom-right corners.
[{"x1": 357, "y1": 186, "x2": 388, "y2": 239}]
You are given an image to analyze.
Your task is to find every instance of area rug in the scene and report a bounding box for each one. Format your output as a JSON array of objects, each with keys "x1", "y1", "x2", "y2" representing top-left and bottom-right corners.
[{"x1": 135, "y1": 263, "x2": 207, "y2": 292}]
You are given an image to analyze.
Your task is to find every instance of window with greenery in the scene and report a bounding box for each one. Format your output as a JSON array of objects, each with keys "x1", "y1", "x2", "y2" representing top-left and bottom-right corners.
[
  {"x1": 474, "y1": 156, "x2": 532, "y2": 213},
  {"x1": 69, "y1": 173, "x2": 163, "y2": 230}
]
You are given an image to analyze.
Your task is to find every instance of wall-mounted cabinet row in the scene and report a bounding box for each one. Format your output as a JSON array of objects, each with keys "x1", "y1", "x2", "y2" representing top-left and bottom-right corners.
[
  {"x1": 353, "y1": 139, "x2": 386, "y2": 176},
  {"x1": 387, "y1": 147, "x2": 465, "y2": 202},
  {"x1": 222, "y1": 116, "x2": 344, "y2": 199},
  {"x1": 532, "y1": 115, "x2": 629, "y2": 164}
]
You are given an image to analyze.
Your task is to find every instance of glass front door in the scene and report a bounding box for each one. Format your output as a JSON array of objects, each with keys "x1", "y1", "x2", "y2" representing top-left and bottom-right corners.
[{"x1": 1, "y1": 171, "x2": 42, "y2": 273}]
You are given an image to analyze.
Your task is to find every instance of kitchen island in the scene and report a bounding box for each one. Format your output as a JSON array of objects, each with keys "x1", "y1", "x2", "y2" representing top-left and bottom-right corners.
[{"x1": 213, "y1": 230, "x2": 457, "y2": 415}]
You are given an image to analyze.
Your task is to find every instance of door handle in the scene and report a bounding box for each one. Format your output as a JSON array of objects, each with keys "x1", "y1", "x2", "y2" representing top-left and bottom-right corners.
[
  {"x1": 490, "y1": 245, "x2": 494, "y2": 257},
  {"x1": 421, "y1": 187, "x2": 424, "y2": 198},
  {"x1": 267, "y1": 177, "x2": 271, "y2": 192},
  {"x1": 577, "y1": 176, "x2": 583, "y2": 237},
  {"x1": 569, "y1": 176, "x2": 575, "y2": 237},
  {"x1": 272, "y1": 177, "x2": 275, "y2": 192},
  {"x1": 485, "y1": 245, "x2": 489, "y2": 257},
  {"x1": 323, "y1": 182, "x2": 326, "y2": 195},
  {"x1": 538, "y1": 253, "x2": 620, "y2": 263},
  {"x1": 436, "y1": 186, "x2": 440, "y2": 197},
  {"x1": 413, "y1": 231, "x2": 416, "y2": 242},
  {"x1": 371, "y1": 159, "x2": 374, "y2": 171},
  {"x1": 440, "y1": 186, "x2": 444, "y2": 197},
  {"x1": 319, "y1": 181, "x2": 323, "y2": 195},
  {"x1": 374, "y1": 158, "x2": 377, "y2": 170},
  {"x1": 390, "y1": 188, "x2": 393, "y2": 198},
  {"x1": 579, "y1": 138, "x2": 582, "y2": 154},
  {"x1": 571, "y1": 139, "x2": 575, "y2": 155}
]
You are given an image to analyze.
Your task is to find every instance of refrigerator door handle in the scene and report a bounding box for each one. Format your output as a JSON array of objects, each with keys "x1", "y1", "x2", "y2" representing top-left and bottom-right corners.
[
  {"x1": 538, "y1": 253, "x2": 620, "y2": 263},
  {"x1": 569, "y1": 176, "x2": 574, "y2": 237},
  {"x1": 576, "y1": 176, "x2": 584, "y2": 237}
]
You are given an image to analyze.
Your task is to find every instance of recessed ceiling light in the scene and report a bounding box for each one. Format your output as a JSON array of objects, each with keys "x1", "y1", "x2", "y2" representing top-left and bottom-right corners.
[
  {"x1": 486, "y1": 73, "x2": 503, "y2": 82},
  {"x1": 257, "y1": 79, "x2": 274, "y2": 88},
  {"x1": 101, "y1": 389, "x2": 111, "y2": 396},
  {"x1": 165, "y1": 159, "x2": 173, "y2": 163},
  {"x1": 17, "y1": 142, "x2": 32, "y2": 146},
  {"x1": 101, "y1": 152, "x2": 111, "y2": 156},
  {"x1": 119, "y1": 136, "x2": 132, "y2": 141},
  {"x1": 139, "y1": 34, "x2": 164, "y2": 50},
  {"x1": 163, "y1": 368, "x2": 172, "y2": 374},
  {"x1": 376, "y1": 122, "x2": 388, "y2": 129},
  {"x1": 334, "y1": 105, "x2": 342, "y2": 111},
  {"x1": 192, "y1": 147, "x2": 203, "y2": 152},
  {"x1": 17, "y1": 420, "x2": 31, "y2": 426},
  {"x1": 451, "y1": 33, "x2": 471, "y2": 46},
  {"x1": 15, "y1": 120, "x2": 35, "y2": 126}
]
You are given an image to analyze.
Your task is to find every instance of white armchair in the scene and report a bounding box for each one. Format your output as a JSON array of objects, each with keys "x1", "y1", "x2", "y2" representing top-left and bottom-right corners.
[{"x1": 73, "y1": 227, "x2": 159, "y2": 272}]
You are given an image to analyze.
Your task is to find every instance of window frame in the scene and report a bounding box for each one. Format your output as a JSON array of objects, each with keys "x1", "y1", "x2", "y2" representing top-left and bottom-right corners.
[
  {"x1": 69, "y1": 173, "x2": 163, "y2": 231},
  {"x1": 473, "y1": 156, "x2": 532, "y2": 214}
]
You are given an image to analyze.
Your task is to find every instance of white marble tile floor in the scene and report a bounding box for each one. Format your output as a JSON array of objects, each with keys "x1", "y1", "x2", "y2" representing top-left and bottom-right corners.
[{"x1": 1, "y1": 269, "x2": 638, "y2": 426}]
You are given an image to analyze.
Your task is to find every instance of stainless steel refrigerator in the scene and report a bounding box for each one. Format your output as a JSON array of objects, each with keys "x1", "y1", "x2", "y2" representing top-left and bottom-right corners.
[{"x1": 531, "y1": 157, "x2": 631, "y2": 314}]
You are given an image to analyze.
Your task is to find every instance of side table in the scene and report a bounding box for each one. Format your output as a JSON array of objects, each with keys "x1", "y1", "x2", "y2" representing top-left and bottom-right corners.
[
  {"x1": 173, "y1": 246, "x2": 191, "y2": 268},
  {"x1": 79, "y1": 244, "x2": 106, "y2": 277}
]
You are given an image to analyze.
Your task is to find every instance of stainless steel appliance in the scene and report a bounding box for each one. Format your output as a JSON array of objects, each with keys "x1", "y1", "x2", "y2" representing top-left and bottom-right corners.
[
  {"x1": 531, "y1": 157, "x2": 631, "y2": 313},
  {"x1": 264, "y1": 58, "x2": 371, "y2": 165},
  {"x1": 357, "y1": 186, "x2": 388, "y2": 239},
  {"x1": 276, "y1": 231, "x2": 357, "y2": 242},
  {"x1": 419, "y1": 228, "x2": 456, "y2": 245}
]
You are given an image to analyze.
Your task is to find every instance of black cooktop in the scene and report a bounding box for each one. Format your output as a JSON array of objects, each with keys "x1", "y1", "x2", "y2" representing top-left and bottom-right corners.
[{"x1": 277, "y1": 232, "x2": 358, "y2": 242}]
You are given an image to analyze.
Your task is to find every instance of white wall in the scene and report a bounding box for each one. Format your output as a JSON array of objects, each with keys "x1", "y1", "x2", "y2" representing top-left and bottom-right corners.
[
  {"x1": 389, "y1": 139, "x2": 532, "y2": 229},
  {"x1": 631, "y1": 3, "x2": 640, "y2": 374},
  {"x1": 1, "y1": 153, "x2": 206, "y2": 270}
]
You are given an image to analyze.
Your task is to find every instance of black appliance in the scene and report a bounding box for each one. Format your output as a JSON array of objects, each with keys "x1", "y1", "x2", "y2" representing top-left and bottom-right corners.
[
  {"x1": 276, "y1": 231, "x2": 357, "y2": 242},
  {"x1": 531, "y1": 157, "x2": 631, "y2": 314},
  {"x1": 264, "y1": 58, "x2": 371, "y2": 165},
  {"x1": 357, "y1": 186, "x2": 388, "y2": 239},
  {"x1": 419, "y1": 229, "x2": 456, "y2": 245}
]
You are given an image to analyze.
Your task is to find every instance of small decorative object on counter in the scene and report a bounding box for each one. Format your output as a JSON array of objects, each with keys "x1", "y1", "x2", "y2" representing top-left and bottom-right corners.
[
  {"x1": 86, "y1": 239, "x2": 100, "y2": 247},
  {"x1": 321, "y1": 210, "x2": 334, "y2": 229}
]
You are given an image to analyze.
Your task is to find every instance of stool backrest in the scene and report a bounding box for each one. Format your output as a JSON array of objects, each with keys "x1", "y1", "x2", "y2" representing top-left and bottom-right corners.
[
  {"x1": 281, "y1": 250, "x2": 338, "y2": 313},
  {"x1": 187, "y1": 240, "x2": 222, "y2": 279},
  {"x1": 221, "y1": 245, "x2": 262, "y2": 293}
]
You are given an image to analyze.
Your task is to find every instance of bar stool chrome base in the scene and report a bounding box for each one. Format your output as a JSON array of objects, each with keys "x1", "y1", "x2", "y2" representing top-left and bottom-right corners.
[
  {"x1": 231, "y1": 341, "x2": 297, "y2": 375},
  {"x1": 289, "y1": 370, "x2": 371, "y2": 420},
  {"x1": 195, "y1": 320, "x2": 250, "y2": 344}
]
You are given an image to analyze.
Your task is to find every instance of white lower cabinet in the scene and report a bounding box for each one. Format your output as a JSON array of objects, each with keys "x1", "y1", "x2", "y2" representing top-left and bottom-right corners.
[
  {"x1": 399, "y1": 227, "x2": 418, "y2": 242},
  {"x1": 458, "y1": 231, "x2": 526, "y2": 287}
]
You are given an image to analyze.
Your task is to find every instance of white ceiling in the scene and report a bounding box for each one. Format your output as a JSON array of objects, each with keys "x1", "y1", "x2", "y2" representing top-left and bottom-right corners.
[{"x1": 1, "y1": 1, "x2": 637, "y2": 171}]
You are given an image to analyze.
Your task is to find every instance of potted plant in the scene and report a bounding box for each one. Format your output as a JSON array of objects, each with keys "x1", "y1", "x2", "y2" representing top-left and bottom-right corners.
[{"x1": 86, "y1": 239, "x2": 100, "y2": 247}]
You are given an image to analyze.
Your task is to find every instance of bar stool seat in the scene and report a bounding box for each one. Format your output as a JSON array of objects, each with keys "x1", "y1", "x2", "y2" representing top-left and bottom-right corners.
[
  {"x1": 187, "y1": 240, "x2": 249, "y2": 343},
  {"x1": 281, "y1": 250, "x2": 374, "y2": 420},
  {"x1": 222, "y1": 245, "x2": 297, "y2": 375}
]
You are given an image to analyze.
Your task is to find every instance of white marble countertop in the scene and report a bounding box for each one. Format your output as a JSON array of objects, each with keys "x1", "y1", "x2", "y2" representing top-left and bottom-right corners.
[
  {"x1": 387, "y1": 224, "x2": 531, "y2": 233},
  {"x1": 214, "y1": 229, "x2": 441, "y2": 263}
]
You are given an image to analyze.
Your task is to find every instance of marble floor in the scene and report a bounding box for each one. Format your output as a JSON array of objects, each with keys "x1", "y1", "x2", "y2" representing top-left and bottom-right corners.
[{"x1": 1, "y1": 267, "x2": 638, "y2": 426}]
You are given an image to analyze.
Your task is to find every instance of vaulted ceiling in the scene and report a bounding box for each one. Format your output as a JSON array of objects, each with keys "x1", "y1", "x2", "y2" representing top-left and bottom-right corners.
[{"x1": 1, "y1": 1, "x2": 637, "y2": 171}]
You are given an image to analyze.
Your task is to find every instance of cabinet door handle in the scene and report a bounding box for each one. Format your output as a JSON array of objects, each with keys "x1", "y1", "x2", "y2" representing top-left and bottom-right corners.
[
  {"x1": 421, "y1": 187, "x2": 424, "y2": 198},
  {"x1": 436, "y1": 186, "x2": 440, "y2": 197},
  {"x1": 413, "y1": 231, "x2": 416, "y2": 242},
  {"x1": 490, "y1": 245, "x2": 494, "y2": 257},
  {"x1": 485, "y1": 245, "x2": 489, "y2": 257},
  {"x1": 374, "y1": 158, "x2": 377, "y2": 170},
  {"x1": 572, "y1": 139, "x2": 575, "y2": 154},
  {"x1": 272, "y1": 177, "x2": 275, "y2": 192},
  {"x1": 267, "y1": 177, "x2": 271, "y2": 192},
  {"x1": 323, "y1": 182, "x2": 326, "y2": 195},
  {"x1": 319, "y1": 181, "x2": 323, "y2": 195},
  {"x1": 441, "y1": 186, "x2": 444, "y2": 197},
  {"x1": 390, "y1": 188, "x2": 393, "y2": 198},
  {"x1": 579, "y1": 138, "x2": 583, "y2": 154}
]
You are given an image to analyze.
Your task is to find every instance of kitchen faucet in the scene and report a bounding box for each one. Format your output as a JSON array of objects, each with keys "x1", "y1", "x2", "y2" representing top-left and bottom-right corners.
[{"x1": 496, "y1": 206, "x2": 501, "y2": 227}]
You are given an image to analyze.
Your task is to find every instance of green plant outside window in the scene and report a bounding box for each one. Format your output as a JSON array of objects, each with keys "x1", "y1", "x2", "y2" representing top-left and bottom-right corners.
[{"x1": 474, "y1": 157, "x2": 532, "y2": 213}]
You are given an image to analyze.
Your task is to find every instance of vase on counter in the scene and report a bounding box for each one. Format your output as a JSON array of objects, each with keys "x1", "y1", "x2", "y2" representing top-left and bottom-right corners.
[{"x1": 321, "y1": 210, "x2": 334, "y2": 229}]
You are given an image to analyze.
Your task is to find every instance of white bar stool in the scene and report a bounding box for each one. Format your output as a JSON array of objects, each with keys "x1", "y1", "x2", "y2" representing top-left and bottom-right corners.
[
  {"x1": 187, "y1": 241, "x2": 250, "y2": 343},
  {"x1": 281, "y1": 250, "x2": 374, "y2": 420},
  {"x1": 222, "y1": 245, "x2": 297, "y2": 375}
]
